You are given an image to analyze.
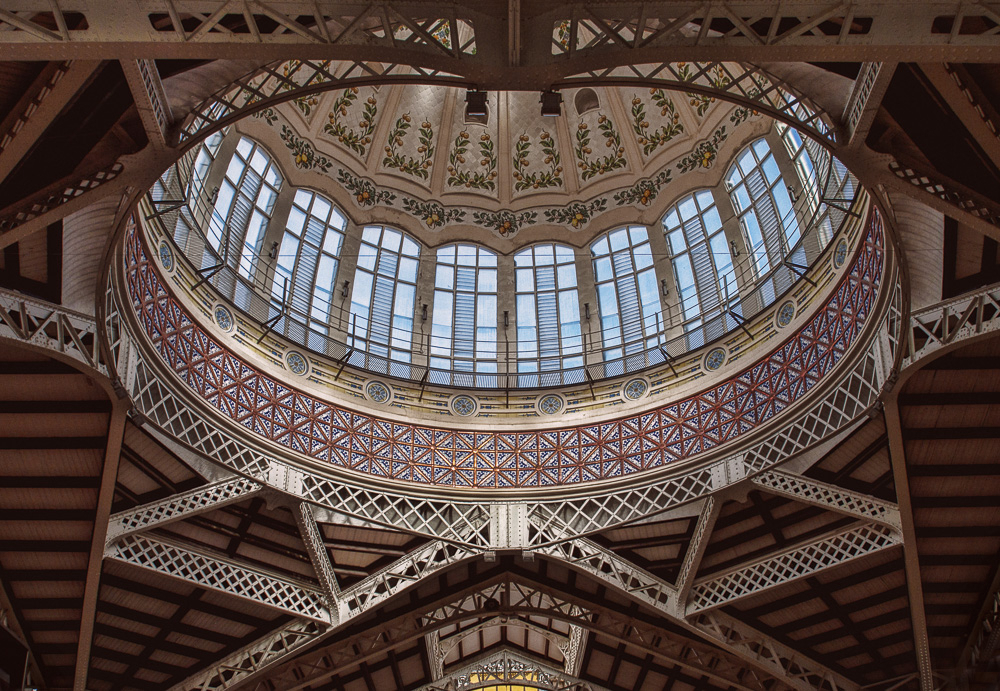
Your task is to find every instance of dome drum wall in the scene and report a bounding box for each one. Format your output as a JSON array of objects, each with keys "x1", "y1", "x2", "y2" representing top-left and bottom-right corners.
[
  {"x1": 107, "y1": 200, "x2": 897, "y2": 497},
  {"x1": 151, "y1": 105, "x2": 857, "y2": 394}
]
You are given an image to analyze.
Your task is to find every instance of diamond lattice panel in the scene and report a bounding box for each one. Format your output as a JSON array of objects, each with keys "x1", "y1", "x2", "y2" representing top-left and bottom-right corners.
[{"x1": 122, "y1": 210, "x2": 884, "y2": 489}]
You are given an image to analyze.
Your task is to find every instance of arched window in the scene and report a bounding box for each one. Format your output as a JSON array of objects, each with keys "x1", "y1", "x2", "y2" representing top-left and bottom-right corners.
[
  {"x1": 724, "y1": 138, "x2": 801, "y2": 282},
  {"x1": 208, "y1": 137, "x2": 282, "y2": 280},
  {"x1": 663, "y1": 190, "x2": 737, "y2": 345},
  {"x1": 348, "y1": 225, "x2": 420, "y2": 364},
  {"x1": 431, "y1": 244, "x2": 498, "y2": 376},
  {"x1": 591, "y1": 226, "x2": 661, "y2": 362},
  {"x1": 514, "y1": 243, "x2": 583, "y2": 383},
  {"x1": 271, "y1": 190, "x2": 346, "y2": 343}
]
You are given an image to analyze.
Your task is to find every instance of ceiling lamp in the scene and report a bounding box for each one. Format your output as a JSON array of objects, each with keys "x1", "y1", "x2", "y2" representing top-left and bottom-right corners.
[
  {"x1": 465, "y1": 90, "x2": 488, "y2": 117},
  {"x1": 540, "y1": 90, "x2": 563, "y2": 117}
]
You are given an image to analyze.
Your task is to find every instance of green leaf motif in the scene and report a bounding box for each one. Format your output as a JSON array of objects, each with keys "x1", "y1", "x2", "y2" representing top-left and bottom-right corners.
[
  {"x1": 447, "y1": 130, "x2": 497, "y2": 190},
  {"x1": 512, "y1": 131, "x2": 562, "y2": 191},
  {"x1": 280, "y1": 125, "x2": 333, "y2": 173},
  {"x1": 676, "y1": 126, "x2": 729, "y2": 174},
  {"x1": 631, "y1": 90, "x2": 685, "y2": 156},
  {"x1": 472, "y1": 210, "x2": 538, "y2": 238},
  {"x1": 544, "y1": 198, "x2": 608, "y2": 228},
  {"x1": 323, "y1": 88, "x2": 379, "y2": 156},
  {"x1": 336, "y1": 169, "x2": 396, "y2": 207},
  {"x1": 382, "y1": 114, "x2": 434, "y2": 179},
  {"x1": 575, "y1": 115, "x2": 627, "y2": 181},
  {"x1": 401, "y1": 198, "x2": 465, "y2": 228},
  {"x1": 613, "y1": 169, "x2": 673, "y2": 207}
]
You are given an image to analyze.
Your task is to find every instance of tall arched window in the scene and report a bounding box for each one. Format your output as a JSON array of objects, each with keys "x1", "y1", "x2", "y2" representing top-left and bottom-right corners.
[
  {"x1": 724, "y1": 138, "x2": 801, "y2": 282},
  {"x1": 663, "y1": 190, "x2": 737, "y2": 345},
  {"x1": 349, "y1": 225, "x2": 420, "y2": 364},
  {"x1": 514, "y1": 243, "x2": 583, "y2": 383},
  {"x1": 208, "y1": 137, "x2": 282, "y2": 279},
  {"x1": 271, "y1": 190, "x2": 346, "y2": 344},
  {"x1": 431, "y1": 244, "x2": 498, "y2": 376},
  {"x1": 591, "y1": 226, "x2": 661, "y2": 361}
]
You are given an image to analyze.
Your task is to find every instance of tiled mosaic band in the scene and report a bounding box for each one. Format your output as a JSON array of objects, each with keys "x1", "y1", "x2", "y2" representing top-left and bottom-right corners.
[{"x1": 123, "y1": 211, "x2": 883, "y2": 488}]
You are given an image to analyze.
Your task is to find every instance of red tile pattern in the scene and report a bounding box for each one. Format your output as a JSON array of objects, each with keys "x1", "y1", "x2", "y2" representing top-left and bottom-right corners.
[{"x1": 123, "y1": 210, "x2": 884, "y2": 488}]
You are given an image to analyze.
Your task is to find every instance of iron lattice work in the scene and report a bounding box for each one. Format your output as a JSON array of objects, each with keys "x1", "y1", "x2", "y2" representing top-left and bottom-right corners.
[
  {"x1": 107, "y1": 533, "x2": 333, "y2": 623},
  {"x1": 167, "y1": 619, "x2": 326, "y2": 691},
  {"x1": 175, "y1": 58, "x2": 833, "y2": 148},
  {"x1": 750, "y1": 469, "x2": 900, "y2": 528},
  {"x1": 0, "y1": 286, "x2": 105, "y2": 375},
  {"x1": 416, "y1": 648, "x2": 598, "y2": 691},
  {"x1": 688, "y1": 522, "x2": 901, "y2": 613},
  {"x1": 106, "y1": 476, "x2": 264, "y2": 544},
  {"x1": 889, "y1": 159, "x2": 1000, "y2": 229},
  {"x1": 903, "y1": 280, "x2": 1000, "y2": 369},
  {"x1": 119, "y1": 208, "x2": 885, "y2": 489},
  {"x1": 0, "y1": 161, "x2": 124, "y2": 233}
]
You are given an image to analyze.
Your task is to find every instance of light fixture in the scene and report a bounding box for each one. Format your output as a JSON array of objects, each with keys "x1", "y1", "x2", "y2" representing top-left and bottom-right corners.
[
  {"x1": 661, "y1": 279, "x2": 669, "y2": 297},
  {"x1": 788, "y1": 184, "x2": 799, "y2": 202},
  {"x1": 341, "y1": 280, "x2": 350, "y2": 298},
  {"x1": 584, "y1": 303, "x2": 591, "y2": 321},
  {"x1": 268, "y1": 240, "x2": 279, "y2": 260},
  {"x1": 465, "y1": 90, "x2": 488, "y2": 117},
  {"x1": 540, "y1": 90, "x2": 563, "y2": 117},
  {"x1": 421, "y1": 304, "x2": 428, "y2": 321},
  {"x1": 504, "y1": 310, "x2": 509, "y2": 328},
  {"x1": 730, "y1": 240, "x2": 741, "y2": 257}
]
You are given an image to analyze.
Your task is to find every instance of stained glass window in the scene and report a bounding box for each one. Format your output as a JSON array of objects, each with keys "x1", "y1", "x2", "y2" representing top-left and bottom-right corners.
[
  {"x1": 349, "y1": 225, "x2": 420, "y2": 363},
  {"x1": 514, "y1": 243, "x2": 583, "y2": 383},
  {"x1": 591, "y1": 226, "x2": 662, "y2": 361}
]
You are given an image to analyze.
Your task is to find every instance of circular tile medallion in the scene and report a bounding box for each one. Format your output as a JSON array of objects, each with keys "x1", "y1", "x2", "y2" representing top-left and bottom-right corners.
[
  {"x1": 775, "y1": 300, "x2": 796, "y2": 329},
  {"x1": 286, "y1": 351, "x2": 308, "y2": 376},
  {"x1": 451, "y1": 394, "x2": 478, "y2": 417},
  {"x1": 158, "y1": 241, "x2": 174, "y2": 271},
  {"x1": 537, "y1": 394, "x2": 564, "y2": 415},
  {"x1": 214, "y1": 305, "x2": 234, "y2": 332},
  {"x1": 834, "y1": 239, "x2": 849, "y2": 268},
  {"x1": 704, "y1": 347, "x2": 727, "y2": 371},
  {"x1": 623, "y1": 378, "x2": 648, "y2": 400},
  {"x1": 366, "y1": 381, "x2": 391, "y2": 404}
]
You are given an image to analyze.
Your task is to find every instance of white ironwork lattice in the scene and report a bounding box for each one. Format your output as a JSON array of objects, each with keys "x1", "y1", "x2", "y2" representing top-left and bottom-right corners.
[
  {"x1": 294, "y1": 502, "x2": 341, "y2": 620},
  {"x1": 751, "y1": 470, "x2": 900, "y2": 529},
  {"x1": 416, "y1": 648, "x2": 601, "y2": 691},
  {"x1": 106, "y1": 476, "x2": 263, "y2": 544},
  {"x1": 689, "y1": 522, "x2": 901, "y2": 613},
  {"x1": 0, "y1": 286, "x2": 105, "y2": 375},
  {"x1": 108, "y1": 533, "x2": 332, "y2": 623},
  {"x1": 168, "y1": 619, "x2": 325, "y2": 691},
  {"x1": 904, "y1": 281, "x2": 1000, "y2": 369}
]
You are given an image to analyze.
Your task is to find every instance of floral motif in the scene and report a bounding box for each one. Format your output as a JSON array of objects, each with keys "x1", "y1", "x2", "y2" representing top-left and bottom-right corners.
[
  {"x1": 323, "y1": 87, "x2": 378, "y2": 156},
  {"x1": 401, "y1": 198, "x2": 465, "y2": 228},
  {"x1": 704, "y1": 347, "x2": 727, "y2": 371},
  {"x1": 676, "y1": 63, "x2": 730, "y2": 118},
  {"x1": 614, "y1": 168, "x2": 673, "y2": 207},
  {"x1": 676, "y1": 126, "x2": 728, "y2": 174},
  {"x1": 623, "y1": 378, "x2": 648, "y2": 400},
  {"x1": 544, "y1": 198, "x2": 608, "y2": 228},
  {"x1": 730, "y1": 89, "x2": 761, "y2": 127},
  {"x1": 556, "y1": 20, "x2": 571, "y2": 50},
  {"x1": 366, "y1": 381, "x2": 390, "y2": 403},
  {"x1": 631, "y1": 89, "x2": 684, "y2": 155},
  {"x1": 280, "y1": 125, "x2": 333, "y2": 172},
  {"x1": 472, "y1": 209, "x2": 538, "y2": 237},
  {"x1": 513, "y1": 131, "x2": 562, "y2": 191},
  {"x1": 447, "y1": 130, "x2": 497, "y2": 190},
  {"x1": 451, "y1": 394, "x2": 477, "y2": 416},
  {"x1": 337, "y1": 170, "x2": 396, "y2": 207},
  {"x1": 214, "y1": 305, "x2": 233, "y2": 332},
  {"x1": 294, "y1": 94, "x2": 320, "y2": 117},
  {"x1": 575, "y1": 115, "x2": 626, "y2": 180},
  {"x1": 383, "y1": 113, "x2": 434, "y2": 179},
  {"x1": 538, "y1": 394, "x2": 563, "y2": 415},
  {"x1": 158, "y1": 241, "x2": 173, "y2": 271}
]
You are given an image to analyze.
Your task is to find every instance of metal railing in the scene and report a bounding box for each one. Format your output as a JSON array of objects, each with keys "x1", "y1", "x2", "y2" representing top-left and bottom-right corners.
[{"x1": 143, "y1": 137, "x2": 858, "y2": 390}]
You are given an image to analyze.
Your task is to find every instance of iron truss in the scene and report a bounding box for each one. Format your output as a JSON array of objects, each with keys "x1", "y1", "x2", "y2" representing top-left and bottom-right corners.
[
  {"x1": 415, "y1": 648, "x2": 604, "y2": 691},
  {"x1": 1, "y1": 1, "x2": 1000, "y2": 65},
  {"x1": 902, "y1": 279, "x2": 1000, "y2": 369}
]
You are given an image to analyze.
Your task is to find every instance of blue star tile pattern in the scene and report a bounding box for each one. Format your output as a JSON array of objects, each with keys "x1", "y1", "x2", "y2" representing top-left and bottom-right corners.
[{"x1": 123, "y1": 206, "x2": 885, "y2": 489}]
